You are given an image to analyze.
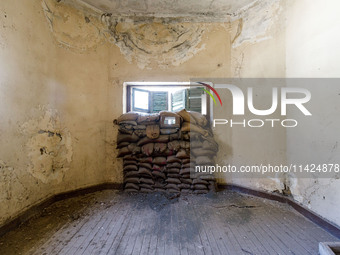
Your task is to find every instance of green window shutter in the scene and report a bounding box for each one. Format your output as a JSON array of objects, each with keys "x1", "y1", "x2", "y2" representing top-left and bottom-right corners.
[
  {"x1": 186, "y1": 87, "x2": 202, "y2": 113},
  {"x1": 171, "y1": 89, "x2": 186, "y2": 112},
  {"x1": 150, "y1": 91, "x2": 168, "y2": 113}
]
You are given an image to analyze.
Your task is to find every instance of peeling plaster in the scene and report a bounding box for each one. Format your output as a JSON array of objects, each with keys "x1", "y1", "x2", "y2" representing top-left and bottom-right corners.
[
  {"x1": 231, "y1": 0, "x2": 282, "y2": 48},
  {"x1": 20, "y1": 108, "x2": 73, "y2": 184},
  {"x1": 42, "y1": 0, "x2": 105, "y2": 52},
  {"x1": 103, "y1": 16, "x2": 206, "y2": 69}
]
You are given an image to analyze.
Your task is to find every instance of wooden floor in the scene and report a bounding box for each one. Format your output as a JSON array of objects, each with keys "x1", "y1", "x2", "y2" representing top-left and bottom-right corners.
[{"x1": 0, "y1": 190, "x2": 338, "y2": 255}]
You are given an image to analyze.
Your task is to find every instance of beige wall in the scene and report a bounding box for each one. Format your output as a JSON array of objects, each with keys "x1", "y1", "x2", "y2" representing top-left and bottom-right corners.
[
  {"x1": 0, "y1": 0, "x2": 232, "y2": 226},
  {"x1": 285, "y1": 0, "x2": 340, "y2": 226}
]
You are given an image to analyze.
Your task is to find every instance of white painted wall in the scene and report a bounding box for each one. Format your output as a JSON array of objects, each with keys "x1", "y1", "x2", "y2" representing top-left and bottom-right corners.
[{"x1": 286, "y1": 0, "x2": 340, "y2": 226}]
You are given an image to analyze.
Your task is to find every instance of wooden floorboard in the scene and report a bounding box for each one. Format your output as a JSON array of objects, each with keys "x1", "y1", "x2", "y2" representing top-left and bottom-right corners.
[{"x1": 0, "y1": 190, "x2": 339, "y2": 255}]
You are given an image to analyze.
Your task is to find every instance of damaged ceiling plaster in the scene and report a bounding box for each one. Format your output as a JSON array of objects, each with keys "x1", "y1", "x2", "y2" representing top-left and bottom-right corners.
[{"x1": 42, "y1": 0, "x2": 282, "y2": 68}]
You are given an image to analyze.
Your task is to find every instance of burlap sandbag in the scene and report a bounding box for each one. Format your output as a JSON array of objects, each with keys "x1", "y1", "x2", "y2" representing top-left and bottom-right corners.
[
  {"x1": 140, "y1": 178, "x2": 154, "y2": 185},
  {"x1": 125, "y1": 183, "x2": 139, "y2": 190},
  {"x1": 168, "y1": 189, "x2": 180, "y2": 193},
  {"x1": 180, "y1": 141, "x2": 190, "y2": 149},
  {"x1": 189, "y1": 111, "x2": 208, "y2": 127},
  {"x1": 116, "y1": 142, "x2": 130, "y2": 149},
  {"x1": 141, "y1": 143, "x2": 154, "y2": 156},
  {"x1": 176, "y1": 149, "x2": 190, "y2": 159},
  {"x1": 154, "y1": 182, "x2": 166, "y2": 188},
  {"x1": 181, "y1": 189, "x2": 191, "y2": 193},
  {"x1": 167, "y1": 155, "x2": 182, "y2": 164},
  {"x1": 176, "y1": 109, "x2": 196, "y2": 124},
  {"x1": 117, "y1": 133, "x2": 139, "y2": 144},
  {"x1": 137, "y1": 135, "x2": 169, "y2": 146},
  {"x1": 155, "y1": 188, "x2": 166, "y2": 192},
  {"x1": 165, "y1": 184, "x2": 180, "y2": 190},
  {"x1": 137, "y1": 114, "x2": 160, "y2": 124},
  {"x1": 178, "y1": 183, "x2": 191, "y2": 189},
  {"x1": 202, "y1": 140, "x2": 218, "y2": 152},
  {"x1": 194, "y1": 184, "x2": 208, "y2": 190},
  {"x1": 125, "y1": 188, "x2": 138, "y2": 192},
  {"x1": 139, "y1": 157, "x2": 153, "y2": 163},
  {"x1": 169, "y1": 133, "x2": 181, "y2": 141},
  {"x1": 152, "y1": 171, "x2": 166, "y2": 179},
  {"x1": 181, "y1": 174, "x2": 191, "y2": 179},
  {"x1": 167, "y1": 174, "x2": 181, "y2": 178},
  {"x1": 166, "y1": 178, "x2": 181, "y2": 184},
  {"x1": 179, "y1": 168, "x2": 193, "y2": 175},
  {"x1": 199, "y1": 175, "x2": 216, "y2": 181},
  {"x1": 190, "y1": 140, "x2": 202, "y2": 149},
  {"x1": 140, "y1": 188, "x2": 153, "y2": 193},
  {"x1": 154, "y1": 143, "x2": 167, "y2": 154},
  {"x1": 117, "y1": 112, "x2": 139, "y2": 123},
  {"x1": 152, "y1": 164, "x2": 163, "y2": 171},
  {"x1": 139, "y1": 162, "x2": 152, "y2": 170},
  {"x1": 117, "y1": 147, "x2": 131, "y2": 158},
  {"x1": 123, "y1": 160, "x2": 138, "y2": 166},
  {"x1": 134, "y1": 129, "x2": 146, "y2": 138},
  {"x1": 181, "y1": 122, "x2": 209, "y2": 137},
  {"x1": 138, "y1": 167, "x2": 152, "y2": 177},
  {"x1": 146, "y1": 124, "x2": 160, "y2": 139},
  {"x1": 125, "y1": 171, "x2": 139, "y2": 178},
  {"x1": 133, "y1": 125, "x2": 147, "y2": 130},
  {"x1": 119, "y1": 120, "x2": 137, "y2": 126},
  {"x1": 167, "y1": 168, "x2": 180, "y2": 174},
  {"x1": 195, "y1": 156, "x2": 213, "y2": 165},
  {"x1": 160, "y1": 129, "x2": 178, "y2": 135},
  {"x1": 118, "y1": 127, "x2": 133, "y2": 135},
  {"x1": 183, "y1": 162, "x2": 195, "y2": 168},
  {"x1": 193, "y1": 179, "x2": 209, "y2": 185},
  {"x1": 182, "y1": 158, "x2": 192, "y2": 164},
  {"x1": 153, "y1": 157, "x2": 167, "y2": 165},
  {"x1": 168, "y1": 140, "x2": 180, "y2": 151},
  {"x1": 180, "y1": 178, "x2": 193, "y2": 184},
  {"x1": 124, "y1": 177, "x2": 139, "y2": 184},
  {"x1": 140, "y1": 183, "x2": 154, "y2": 190},
  {"x1": 167, "y1": 162, "x2": 181, "y2": 169},
  {"x1": 192, "y1": 148, "x2": 215, "y2": 157},
  {"x1": 123, "y1": 165, "x2": 138, "y2": 172}
]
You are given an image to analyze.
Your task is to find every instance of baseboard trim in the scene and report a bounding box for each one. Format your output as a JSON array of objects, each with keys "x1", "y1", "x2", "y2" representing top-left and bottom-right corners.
[
  {"x1": 0, "y1": 182, "x2": 123, "y2": 237},
  {"x1": 218, "y1": 183, "x2": 340, "y2": 239}
]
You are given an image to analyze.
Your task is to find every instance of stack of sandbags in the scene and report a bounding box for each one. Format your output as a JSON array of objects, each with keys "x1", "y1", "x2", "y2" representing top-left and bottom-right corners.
[{"x1": 115, "y1": 109, "x2": 218, "y2": 194}]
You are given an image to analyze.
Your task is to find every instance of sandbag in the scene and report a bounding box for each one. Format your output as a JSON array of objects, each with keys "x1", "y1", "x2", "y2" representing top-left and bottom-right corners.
[
  {"x1": 154, "y1": 182, "x2": 166, "y2": 188},
  {"x1": 124, "y1": 177, "x2": 139, "y2": 184},
  {"x1": 167, "y1": 174, "x2": 181, "y2": 178},
  {"x1": 181, "y1": 122, "x2": 209, "y2": 137},
  {"x1": 146, "y1": 124, "x2": 160, "y2": 139},
  {"x1": 178, "y1": 183, "x2": 191, "y2": 189},
  {"x1": 117, "y1": 133, "x2": 139, "y2": 144},
  {"x1": 167, "y1": 156, "x2": 182, "y2": 164},
  {"x1": 194, "y1": 184, "x2": 208, "y2": 190},
  {"x1": 154, "y1": 143, "x2": 167, "y2": 154},
  {"x1": 137, "y1": 114, "x2": 160, "y2": 124},
  {"x1": 119, "y1": 120, "x2": 137, "y2": 126},
  {"x1": 192, "y1": 148, "x2": 216, "y2": 157},
  {"x1": 194, "y1": 190, "x2": 208, "y2": 194},
  {"x1": 124, "y1": 171, "x2": 139, "y2": 178},
  {"x1": 176, "y1": 149, "x2": 190, "y2": 159},
  {"x1": 165, "y1": 184, "x2": 179, "y2": 190},
  {"x1": 137, "y1": 135, "x2": 169, "y2": 146},
  {"x1": 179, "y1": 168, "x2": 193, "y2": 175},
  {"x1": 140, "y1": 178, "x2": 154, "y2": 185},
  {"x1": 167, "y1": 162, "x2": 181, "y2": 169},
  {"x1": 125, "y1": 183, "x2": 139, "y2": 190},
  {"x1": 160, "y1": 129, "x2": 178, "y2": 135},
  {"x1": 153, "y1": 157, "x2": 167, "y2": 165},
  {"x1": 139, "y1": 162, "x2": 152, "y2": 170},
  {"x1": 141, "y1": 143, "x2": 154, "y2": 156},
  {"x1": 123, "y1": 165, "x2": 138, "y2": 172},
  {"x1": 123, "y1": 160, "x2": 138, "y2": 166},
  {"x1": 167, "y1": 168, "x2": 180, "y2": 174},
  {"x1": 168, "y1": 140, "x2": 180, "y2": 151},
  {"x1": 134, "y1": 125, "x2": 147, "y2": 130},
  {"x1": 176, "y1": 109, "x2": 196, "y2": 124},
  {"x1": 196, "y1": 156, "x2": 213, "y2": 165},
  {"x1": 134, "y1": 129, "x2": 146, "y2": 137},
  {"x1": 116, "y1": 142, "x2": 130, "y2": 149},
  {"x1": 118, "y1": 127, "x2": 133, "y2": 135},
  {"x1": 117, "y1": 112, "x2": 139, "y2": 123},
  {"x1": 117, "y1": 147, "x2": 131, "y2": 157},
  {"x1": 192, "y1": 179, "x2": 209, "y2": 185},
  {"x1": 139, "y1": 157, "x2": 153, "y2": 163},
  {"x1": 138, "y1": 167, "x2": 152, "y2": 177},
  {"x1": 140, "y1": 188, "x2": 153, "y2": 193},
  {"x1": 180, "y1": 178, "x2": 193, "y2": 184},
  {"x1": 125, "y1": 188, "x2": 138, "y2": 192},
  {"x1": 152, "y1": 171, "x2": 166, "y2": 179},
  {"x1": 166, "y1": 178, "x2": 181, "y2": 184},
  {"x1": 140, "y1": 183, "x2": 153, "y2": 189},
  {"x1": 188, "y1": 111, "x2": 208, "y2": 127}
]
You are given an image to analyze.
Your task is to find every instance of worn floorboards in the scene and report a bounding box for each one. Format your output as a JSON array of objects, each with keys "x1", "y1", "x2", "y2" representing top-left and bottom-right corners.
[{"x1": 0, "y1": 190, "x2": 338, "y2": 255}]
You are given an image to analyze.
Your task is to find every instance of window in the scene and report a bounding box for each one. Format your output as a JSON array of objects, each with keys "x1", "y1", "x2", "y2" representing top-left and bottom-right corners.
[{"x1": 125, "y1": 83, "x2": 208, "y2": 116}]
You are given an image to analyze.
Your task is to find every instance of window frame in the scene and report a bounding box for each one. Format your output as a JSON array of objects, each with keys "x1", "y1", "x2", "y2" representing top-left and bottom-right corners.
[{"x1": 124, "y1": 82, "x2": 211, "y2": 122}]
